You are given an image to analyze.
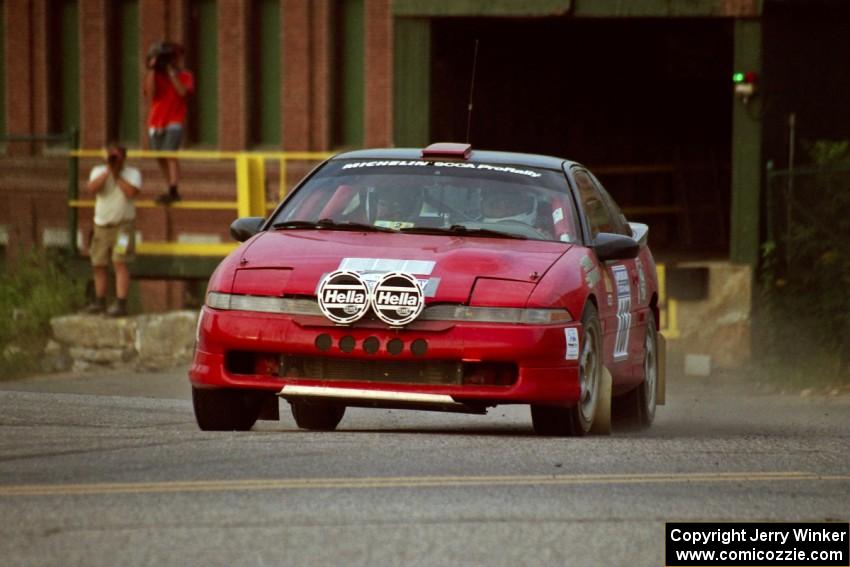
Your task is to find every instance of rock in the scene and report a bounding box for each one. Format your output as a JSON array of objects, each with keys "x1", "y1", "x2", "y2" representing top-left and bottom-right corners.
[
  {"x1": 3, "y1": 344, "x2": 23, "y2": 358},
  {"x1": 49, "y1": 310, "x2": 199, "y2": 373},
  {"x1": 41, "y1": 339, "x2": 71, "y2": 372},
  {"x1": 69, "y1": 346, "x2": 130, "y2": 364},
  {"x1": 134, "y1": 310, "x2": 199, "y2": 370},
  {"x1": 51, "y1": 315, "x2": 136, "y2": 349},
  {"x1": 71, "y1": 359, "x2": 94, "y2": 373}
]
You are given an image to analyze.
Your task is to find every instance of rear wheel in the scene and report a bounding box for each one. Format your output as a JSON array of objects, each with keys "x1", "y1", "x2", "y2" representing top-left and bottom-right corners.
[
  {"x1": 613, "y1": 311, "x2": 658, "y2": 430},
  {"x1": 192, "y1": 387, "x2": 264, "y2": 431},
  {"x1": 291, "y1": 402, "x2": 346, "y2": 431},
  {"x1": 531, "y1": 303, "x2": 602, "y2": 436}
]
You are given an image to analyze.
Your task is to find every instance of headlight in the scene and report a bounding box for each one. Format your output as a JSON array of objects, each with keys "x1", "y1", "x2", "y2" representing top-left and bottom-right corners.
[
  {"x1": 206, "y1": 292, "x2": 571, "y2": 325},
  {"x1": 420, "y1": 305, "x2": 572, "y2": 325},
  {"x1": 206, "y1": 292, "x2": 322, "y2": 316}
]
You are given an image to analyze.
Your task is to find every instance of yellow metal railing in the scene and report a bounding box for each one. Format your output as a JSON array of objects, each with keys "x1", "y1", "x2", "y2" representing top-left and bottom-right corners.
[
  {"x1": 70, "y1": 149, "x2": 333, "y2": 256},
  {"x1": 656, "y1": 263, "x2": 680, "y2": 339}
]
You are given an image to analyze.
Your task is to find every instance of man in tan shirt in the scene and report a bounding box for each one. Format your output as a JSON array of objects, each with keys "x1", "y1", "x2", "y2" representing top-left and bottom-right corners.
[{"x1": 83, "y1": 143, "x2": 142, "y2": 317}]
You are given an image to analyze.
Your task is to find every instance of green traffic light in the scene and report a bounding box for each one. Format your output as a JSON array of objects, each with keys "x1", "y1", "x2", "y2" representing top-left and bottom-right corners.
[{"x1": 732, "y1": 72, "x2": 745, "y2": 83}]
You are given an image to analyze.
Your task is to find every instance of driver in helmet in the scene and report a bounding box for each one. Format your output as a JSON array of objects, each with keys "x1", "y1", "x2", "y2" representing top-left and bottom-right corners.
[
  {"x1": 481, "y1": 186, "x2": 537, "y2": 226},
  {"x1": 372, "y1": 180, "x2": 422, "y2": 229}
]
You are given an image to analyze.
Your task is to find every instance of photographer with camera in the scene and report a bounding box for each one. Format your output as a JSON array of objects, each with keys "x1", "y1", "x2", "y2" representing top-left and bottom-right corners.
[
  {"x1": 83, "y1": 143, "x2": 142, "y2": 317},
  {"x1": 143, "y1": 41, "x2": 194, "y2": 205}
]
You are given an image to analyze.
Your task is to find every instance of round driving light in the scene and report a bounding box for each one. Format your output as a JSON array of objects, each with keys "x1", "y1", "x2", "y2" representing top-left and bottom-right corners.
[
  {"x1": 315, "y1": 334, "x2": 332, "y2": 351},
  {"x1": 371, "y1": 272, "x2": 424, "y2": 326},
  {"x1": 317, "y1": 270, "x2": 370, "y2": 324},
  {"x1": 363, "y1": 336, "x2": 380, "y2": 354},
  {"x1": 339, "y1": 335, "x2": 356, "y2": 353},
  {"x1": 411, "y1": 339, "x2": 427, "y2": 356},
  {"x1": 387, "y1": 338, "x2": 404, "y2": 355}
]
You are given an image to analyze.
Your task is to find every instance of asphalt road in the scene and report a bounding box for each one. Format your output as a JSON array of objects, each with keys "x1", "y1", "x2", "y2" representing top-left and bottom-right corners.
[{"x1": 0, "y1": 368, "x2": 848, "y2": 567}]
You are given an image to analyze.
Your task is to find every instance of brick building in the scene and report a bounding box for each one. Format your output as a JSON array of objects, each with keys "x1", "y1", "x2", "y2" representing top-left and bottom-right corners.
[{"x1": 1, "y1": 0, "x2": 849, "y2": 313}]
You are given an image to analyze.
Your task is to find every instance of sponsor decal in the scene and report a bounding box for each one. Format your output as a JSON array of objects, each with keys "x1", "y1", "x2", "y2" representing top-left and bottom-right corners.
[
  {"x1": 635, "y1": 257, "x2": 647, "y2": 305},
  {"x1": 611, "y1": 265, "x2": 632, "y2": 360},
  {"x1": 340, "y1": 161, "x2": 541, "y2": 178},
  {"x1": 580, "y1": 254, "x2": 601, "y2": 287},
  {"x1": 565, "y1": 328, "x2": 579, "y2": 360},
  {"x1": 317, "y1": 270, "x2": 371, "y2": 324},
  {"x1": 371, "y1": 272, "x2": 425, "y2": 326},
  {"x1": 337, "y1": 257, "x2": 439, "y2": 297},
  {"x1": 603, "y1": 272, "x2": 614, "y2": 306},
  {"x1": 374, "y1": 220, "x2": 415, "y2": 230},
  {"x1": 342, "y1": 160, "x2": 428, "y2": 170},
  {"x1": 339, "y1": 257, "x2": 435, "y2": 275}
]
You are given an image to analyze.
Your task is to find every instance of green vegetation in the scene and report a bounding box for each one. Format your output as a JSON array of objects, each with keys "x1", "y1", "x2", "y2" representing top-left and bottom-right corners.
[
  {"x1": 0, "y1": 249, "x2": 85, "y2": 379},
  {"x1": 759, "y1": 140, "x2": 850, "y2": 387}
]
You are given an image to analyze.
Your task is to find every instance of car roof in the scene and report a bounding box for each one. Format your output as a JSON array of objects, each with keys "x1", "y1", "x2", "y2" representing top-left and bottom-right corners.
[{"x1": 331, "y1": 147, "x2": 580, "y2": 171}]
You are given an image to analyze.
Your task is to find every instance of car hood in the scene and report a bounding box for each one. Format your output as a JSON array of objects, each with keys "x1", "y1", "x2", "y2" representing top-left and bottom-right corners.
[{"x1": 235, "y1": 230, "x2": 570, "y2": 303}]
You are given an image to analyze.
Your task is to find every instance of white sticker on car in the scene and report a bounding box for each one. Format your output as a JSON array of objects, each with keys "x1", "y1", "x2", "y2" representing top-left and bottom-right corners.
[
  {"x1": 612, "y1": 265, "x2": 631, "y2": 361},
  {"x1": 565, "y1": 328, "x2": 579, "y2": 360},
  {"x1": 580, "y1": 254, "x2": 600, "y2": 286},
  {"x1": 635, "y1": 257, "x2": 647, "y2": 305},
  {"x1": 552, "y1": 207, "x2": 564, "y2": 224},
  {"x1": 339, "y1": 257, "x2": 435, "y2": 275},
  {"x1": 333, "y1": 258, "x2": 440, "y2": 297}
]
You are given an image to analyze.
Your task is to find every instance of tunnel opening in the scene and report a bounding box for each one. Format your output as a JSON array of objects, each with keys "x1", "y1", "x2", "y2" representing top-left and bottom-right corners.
[{"x1": 429, "y1": 17, "x2": 733, "y2": 257}]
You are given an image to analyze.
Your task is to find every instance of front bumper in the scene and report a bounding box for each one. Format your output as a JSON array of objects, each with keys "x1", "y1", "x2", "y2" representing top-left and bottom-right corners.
[{"x1": 190, "y1": 306, "x2": 582, "y2": 406}]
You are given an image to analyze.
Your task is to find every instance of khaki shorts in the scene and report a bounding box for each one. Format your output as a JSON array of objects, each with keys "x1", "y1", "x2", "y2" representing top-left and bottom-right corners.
[
  {"x1": 90, "y1": 221, "x2": 136, "y2": 267},
  {"x1": 149, "y1": 124, "x2": 184, "y2": 151}
]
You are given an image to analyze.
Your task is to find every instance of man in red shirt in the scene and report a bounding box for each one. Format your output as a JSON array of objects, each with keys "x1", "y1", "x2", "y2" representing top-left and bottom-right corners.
[{"x1": 144, "y1": 42, "x2": 194, "y2": 205}]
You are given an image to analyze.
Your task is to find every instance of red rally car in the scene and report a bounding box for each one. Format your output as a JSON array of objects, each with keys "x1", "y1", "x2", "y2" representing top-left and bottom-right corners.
[{"x1": 190, "y1": 143, "x2": 666, "y2": 436}]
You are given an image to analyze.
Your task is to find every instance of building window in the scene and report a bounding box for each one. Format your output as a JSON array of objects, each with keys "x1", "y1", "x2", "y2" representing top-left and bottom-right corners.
[
  {"x1": 331, "y1": 0, "x2": 364, "y2": 148},
  {"x1": 108, "y1": 0, "x2": 139, "y2": 145},
  {"x1": 0, "y1": 0, "x2": 5, "y2": 137},
  {"x1": 187, "y1": 0, "x2": 218, "y2": 146},
  {"x1": 249, "y1": 0, "x2": 280, "y2": 147},
  {"x1": 47, "y1": 0, "x2": 80, "y2": 137}
]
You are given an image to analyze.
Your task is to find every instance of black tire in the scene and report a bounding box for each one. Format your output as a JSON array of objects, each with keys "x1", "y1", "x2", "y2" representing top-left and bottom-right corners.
[
  {"x1": 192, "y1": 387, "x2": 264, "y2": 431},
  {"x1": 291, "y1": 402, "x2": 345, "y2": 431},
  {"x1": 531, "y1": 303, "x2": 602, "y2": 437},
  {"x1": 612, "y1": 311, "x2": 658, "y2": 430}
]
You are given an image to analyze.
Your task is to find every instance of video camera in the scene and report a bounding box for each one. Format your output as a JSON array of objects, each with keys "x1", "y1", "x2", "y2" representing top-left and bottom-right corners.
[{"x1": 147, "y1": 41, "x2": 178, "y2": 72}]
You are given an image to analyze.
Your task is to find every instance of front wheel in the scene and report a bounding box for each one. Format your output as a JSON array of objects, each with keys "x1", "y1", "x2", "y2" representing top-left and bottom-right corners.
[
  {"x1": 531, "y1": 303, "x2": 603, "y2": 436},
  {"x1": 291, "y1": 402, "x2": 346, "y2": 431},
  {"x1": 192, "y1": 387, "x2": 264, "y2": 431}
]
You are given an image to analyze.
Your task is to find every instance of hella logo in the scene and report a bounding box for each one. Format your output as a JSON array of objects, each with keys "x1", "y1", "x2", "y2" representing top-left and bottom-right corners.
[
  {"x1": 323, "y1": 289, "x2": 366, "y2": 304},
  {"x1": 375, "y1": 291, "x2": 419, "y2": 306},
  {"x1": 317, "y1": 271, "x2": 370, "y2": 324},
  {"x1": 371, "y1": 272, "x2": 424, "y2": 326}
]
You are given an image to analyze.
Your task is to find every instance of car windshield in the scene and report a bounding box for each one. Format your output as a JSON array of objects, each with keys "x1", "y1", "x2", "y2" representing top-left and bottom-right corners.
[{"x1": 270, "y1": 159, "x2": 581, "y2": 242}]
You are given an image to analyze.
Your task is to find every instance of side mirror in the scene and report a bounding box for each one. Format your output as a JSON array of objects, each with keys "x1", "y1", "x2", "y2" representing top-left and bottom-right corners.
[
  {"x1": 230, "y1": 217, "x2": 264, "y2": 242},
  {"x1": 592, "y1": 232, "x2": 640, "y2": 261}
]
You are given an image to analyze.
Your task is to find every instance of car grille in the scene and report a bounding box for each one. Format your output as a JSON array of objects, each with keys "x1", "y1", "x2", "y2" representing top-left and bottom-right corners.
[
  {"x1": 224, "y1": 351, "x2": 517, "y2": 386},
  {"x1": 283, "y1": 355, "x2": 462, "y2": 385}
]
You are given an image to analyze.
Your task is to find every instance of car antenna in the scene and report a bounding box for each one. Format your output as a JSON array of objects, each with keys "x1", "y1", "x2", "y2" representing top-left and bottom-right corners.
[{"x1": 465, "y1": 38, "x2": 480, "y2": 144}]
